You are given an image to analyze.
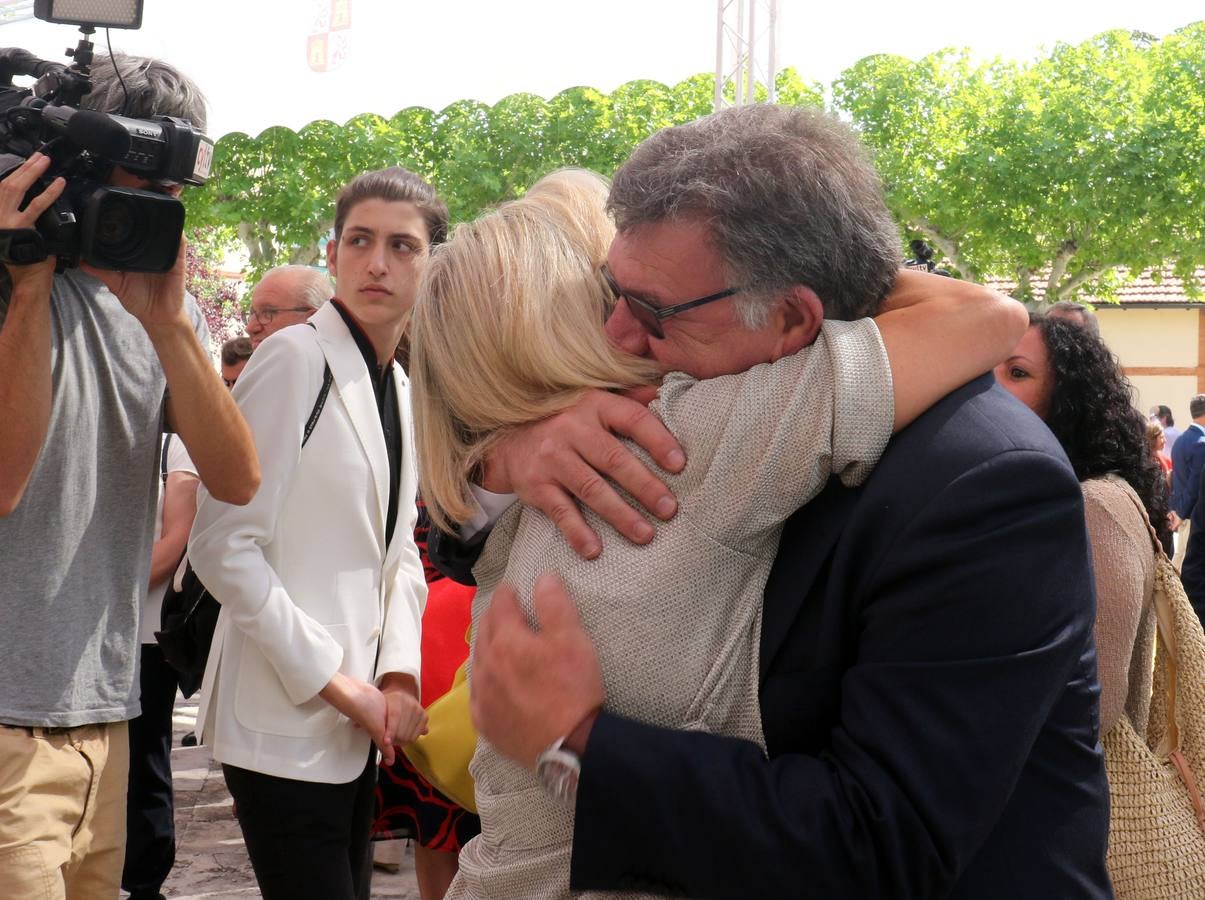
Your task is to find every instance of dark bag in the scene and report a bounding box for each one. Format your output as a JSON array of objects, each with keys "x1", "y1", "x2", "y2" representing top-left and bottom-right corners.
[{"x1": 155, "y1": 361, "x2": 333, "y2": 698}]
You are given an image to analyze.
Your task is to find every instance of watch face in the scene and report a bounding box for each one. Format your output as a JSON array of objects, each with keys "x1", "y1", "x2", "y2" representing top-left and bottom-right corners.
[{"x1": 537, "y1": 748, "x2": 581, "y2": 805}]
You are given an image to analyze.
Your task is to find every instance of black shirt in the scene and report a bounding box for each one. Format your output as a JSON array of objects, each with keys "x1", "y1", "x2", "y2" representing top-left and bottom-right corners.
[{"x1": 331, "y1": 299, "x2": 403, "y2": 547}]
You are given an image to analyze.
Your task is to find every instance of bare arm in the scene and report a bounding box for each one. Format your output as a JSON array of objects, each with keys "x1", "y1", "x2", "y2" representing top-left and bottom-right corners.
[
  {"x1": 0, "y1": 155, "x2": 65, "y2": 515},
  {"x1": 147, "y1": 470, "x2": 200, "y2": 590},
  {"x1": 876, "y1": 269, "x2": 1028, "y2": 430},
  {"x1": 83, "y1": 240, "x2": 259, "y2": 506}
]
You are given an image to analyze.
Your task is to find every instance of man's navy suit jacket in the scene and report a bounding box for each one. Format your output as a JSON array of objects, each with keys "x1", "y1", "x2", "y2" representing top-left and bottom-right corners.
[
  {"x1": 1171, "y1": 422, "x2": 1205, "y2": 519},
  {"x1": 1183, "y1": 465, "x2": 1205, "y2": 624},
  {"x1": 433, "y1": 376, "x2": 1113, "y2": 899}
]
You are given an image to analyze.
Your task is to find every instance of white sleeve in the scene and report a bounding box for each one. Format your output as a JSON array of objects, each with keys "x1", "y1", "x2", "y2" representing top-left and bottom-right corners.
[
  {"x1": 165, "y1": 433, "x2": 199, "y2": 478},
  {"x1": 188, "y1": 330, "x2": 344, "y2": 705}
]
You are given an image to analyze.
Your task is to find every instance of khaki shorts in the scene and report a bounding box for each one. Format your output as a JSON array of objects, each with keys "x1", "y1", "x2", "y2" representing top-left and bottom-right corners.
[{"x1": 0, "y1": 720, "x2": 129, "y2": 900}]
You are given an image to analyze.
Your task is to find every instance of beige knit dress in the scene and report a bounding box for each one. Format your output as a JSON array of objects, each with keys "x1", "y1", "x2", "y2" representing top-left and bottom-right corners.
[{"x1": 447, "y1": 319, "x2": 894, "y2": 900}]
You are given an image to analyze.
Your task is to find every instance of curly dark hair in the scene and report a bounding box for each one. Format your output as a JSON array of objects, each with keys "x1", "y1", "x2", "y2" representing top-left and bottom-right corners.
[{"x1": 1032, "y1": 314, "x2": 1171, "y2": 546}]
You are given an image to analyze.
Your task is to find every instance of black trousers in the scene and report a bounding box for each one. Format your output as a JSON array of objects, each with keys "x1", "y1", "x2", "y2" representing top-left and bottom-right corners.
[
  {"x1": 223, "y1": 748, "x2": 378, "y2": 900},
  {"x1": 122, "y1": 643, "x2": 179, "y2": 896}
]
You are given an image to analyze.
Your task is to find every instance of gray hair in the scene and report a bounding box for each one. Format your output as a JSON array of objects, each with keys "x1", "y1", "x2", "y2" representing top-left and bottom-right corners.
[
  {"x1": 1046, "y1": 300, "x2": 1100, "y2": 339},
  {"x1": 1192, "y1": 394, "x2": 1205, "y2": 420},
  {"x1": 256, "y1": 265, "x2": 333, "y2": 310},
  {"x1": 82, "y1": 52, "x2": 207, "y2": 133},
  {"x1": 608, "y1": 104, "x2": 900, "y2": 324}
]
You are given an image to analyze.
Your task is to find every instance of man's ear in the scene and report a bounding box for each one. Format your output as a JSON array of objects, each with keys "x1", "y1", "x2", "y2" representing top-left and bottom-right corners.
[
  {"x1": 771, "y1": 285, "x2": 824, "y2": 362},
  {"x1": 325, "y1": 239, "x2": 339, "y2": 279}
]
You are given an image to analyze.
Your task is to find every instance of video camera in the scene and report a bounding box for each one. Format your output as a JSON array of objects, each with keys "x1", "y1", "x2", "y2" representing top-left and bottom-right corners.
[
  {"x1": 0, "y1": 0, "x2": 213, "y2": 273},
  {"x1": 903, "y1": 239, "x2": 951, "y2": 277}
]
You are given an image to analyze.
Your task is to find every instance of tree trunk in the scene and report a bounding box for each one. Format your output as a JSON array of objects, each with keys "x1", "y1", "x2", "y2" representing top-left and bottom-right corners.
[
  {"x1": 1051, "y1": 266, "x2": 1114, "y2": 301},
  {"x1": 1044, "y1": 239, "x2": 1078, "y2": 301}
]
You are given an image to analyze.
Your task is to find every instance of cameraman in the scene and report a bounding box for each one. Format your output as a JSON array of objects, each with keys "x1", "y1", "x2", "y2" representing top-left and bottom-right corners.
[{"x1": 0, "y1": 54, "x2": 258, "y2": 898}]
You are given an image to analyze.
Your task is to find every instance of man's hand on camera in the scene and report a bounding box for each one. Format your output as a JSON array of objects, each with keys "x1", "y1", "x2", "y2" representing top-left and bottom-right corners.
[
  {"x1": 482, "y1": 389, "x2": 685, "y2": 559},
  {"x1": 82, "y1": 236, "x2": 188, "y2": 334},
  {"x1": 0, "y1": 153, "x2": 64, "y2": 290}
]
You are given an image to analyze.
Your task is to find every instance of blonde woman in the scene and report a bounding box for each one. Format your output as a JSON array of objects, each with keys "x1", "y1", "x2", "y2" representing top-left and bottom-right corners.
[{"x1": 410, "y1": 170, "x2": 1025, "y2": 899}]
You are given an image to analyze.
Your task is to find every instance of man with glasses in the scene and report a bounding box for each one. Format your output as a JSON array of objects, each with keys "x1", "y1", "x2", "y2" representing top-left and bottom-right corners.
[
  {"x1": 244, "y1": 264, "x2": 333, "y2": 349},
  {"x1": 437, "y1": 105, "x2": 1111, "y2": 897}
]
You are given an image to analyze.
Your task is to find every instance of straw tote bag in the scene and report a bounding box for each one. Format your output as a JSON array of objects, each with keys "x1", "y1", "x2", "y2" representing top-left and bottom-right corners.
[{"x1": 1102, "y1": 490, "x2": 1205, "y2": 898}]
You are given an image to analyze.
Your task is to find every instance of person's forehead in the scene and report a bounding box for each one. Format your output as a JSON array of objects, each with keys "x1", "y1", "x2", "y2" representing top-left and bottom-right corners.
[
  {"x1": 608, "y1": 218, "x2": 724, "y2": 297},
  {"x1": 251, "y1": 275, "x2": 297, "y2": 308},
  {"x1": 1011, "y1": 327, "x2": 1048, "y2": 362},
  {"x1": 342, "y1": 198, "x2": 428, "y2": 239}
]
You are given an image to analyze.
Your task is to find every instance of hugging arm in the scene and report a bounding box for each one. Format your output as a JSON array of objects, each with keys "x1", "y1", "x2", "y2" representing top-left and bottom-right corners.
[{"x1": 876, "y1": 269, "x2": 1027, "y2": 430}]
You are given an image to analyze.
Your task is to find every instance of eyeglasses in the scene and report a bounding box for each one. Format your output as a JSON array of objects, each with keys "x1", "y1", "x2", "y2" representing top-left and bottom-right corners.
[
  {"x1": 600, "y1": 265, "x2": 742, "y2": 339},
  {"x1": 243, "y1": 305, "x2": 313, "y2": 328}
]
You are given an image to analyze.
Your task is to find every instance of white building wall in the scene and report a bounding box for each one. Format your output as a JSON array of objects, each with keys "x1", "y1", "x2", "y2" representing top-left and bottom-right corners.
[{"x1": 1095, "y1": 307, "x2": 1200, "y2": 428}]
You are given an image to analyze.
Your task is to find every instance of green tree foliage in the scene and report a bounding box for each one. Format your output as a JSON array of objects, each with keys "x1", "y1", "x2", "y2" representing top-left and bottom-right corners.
[
  {"x1": 185, "y1": 225, "x2": 243, "y2": 346},
  {"x1": 834, "y1": 24, "x2": 1205, "y2": 302},
  {"x1": 184, "y1": 70, "x2": 822, "y2": 280},
  {"x1": 184, "y1": 27, "x2": 1202, "y2": 306}
]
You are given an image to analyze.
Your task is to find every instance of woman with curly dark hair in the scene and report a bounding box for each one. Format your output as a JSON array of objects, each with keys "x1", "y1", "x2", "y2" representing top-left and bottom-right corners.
[{"x1": 995, "y1": 312, "x2": 1170, "y2": 751}]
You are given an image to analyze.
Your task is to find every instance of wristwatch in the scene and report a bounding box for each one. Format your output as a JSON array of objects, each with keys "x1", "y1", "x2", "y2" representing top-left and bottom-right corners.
[{"x1": 536, "y1": 736, "x2": 581, "y2": 805}]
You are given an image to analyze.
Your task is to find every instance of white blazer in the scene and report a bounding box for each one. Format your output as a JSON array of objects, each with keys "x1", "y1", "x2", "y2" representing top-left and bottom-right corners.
[{"x1": 190, "y1": 301, "x2": 426, "y2": 784}]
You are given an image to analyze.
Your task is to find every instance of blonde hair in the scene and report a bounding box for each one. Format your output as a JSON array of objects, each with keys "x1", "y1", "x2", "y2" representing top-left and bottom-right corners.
[{"x1": 411, "y1": 169, "x2": 660, "y2": 532}]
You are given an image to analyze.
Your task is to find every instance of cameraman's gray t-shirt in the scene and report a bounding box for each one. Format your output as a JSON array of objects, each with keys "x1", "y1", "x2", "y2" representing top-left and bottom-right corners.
[{"x1": 0, "y1": 270, "x2": 208, "y2": 727}]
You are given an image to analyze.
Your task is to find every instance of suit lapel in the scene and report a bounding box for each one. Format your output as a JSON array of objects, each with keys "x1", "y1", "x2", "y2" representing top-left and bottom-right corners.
[
  {"x1": 759, "y1": 478, "x2": 859, "y2": 681},
  {"x1": 312, "y1": 303, "x2": 389, "y2": 552},
  {"x1": 381, "y1": 364, "x2": 415, "y2": 577}
]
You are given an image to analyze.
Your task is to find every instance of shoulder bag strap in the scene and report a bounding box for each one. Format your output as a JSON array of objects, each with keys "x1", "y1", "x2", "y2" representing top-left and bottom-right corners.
[
  {"x1": 303, "y1": 363, "x2": 333, "y2": 448},
  {"x1": 160, "y1": 433, "x2": 171, "y2": 484},
  {"x1": 302, "y1": 321, "x2": 333, "y2": 449}
]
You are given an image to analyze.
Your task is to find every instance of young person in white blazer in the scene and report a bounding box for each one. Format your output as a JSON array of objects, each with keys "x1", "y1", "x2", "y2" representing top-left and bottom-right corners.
[{"x1": 189, "y1": 167, "x2": 448, "y2": 900}]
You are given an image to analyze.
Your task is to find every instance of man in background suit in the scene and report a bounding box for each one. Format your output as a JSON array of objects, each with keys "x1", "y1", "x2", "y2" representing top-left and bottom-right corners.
[
  {"x1": 439, "y1": 105, "x2": 1111, "y2": 897},
  {"x1": 1170, "y1": 394, "x2": 1205, "y2": 569}
]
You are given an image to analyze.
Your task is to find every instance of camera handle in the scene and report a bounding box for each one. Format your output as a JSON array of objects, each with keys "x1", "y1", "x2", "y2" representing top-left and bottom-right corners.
[
  {"x1": 0, "y1": 228, "x2": 49, "y2": 265},
  {"x1": 54, "y1": 27, "x2": 96, "y2": 108}
]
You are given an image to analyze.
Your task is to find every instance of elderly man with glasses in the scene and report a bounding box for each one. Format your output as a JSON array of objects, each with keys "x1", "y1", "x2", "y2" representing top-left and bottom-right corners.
[
  {"x1": 432, "y1": 104, "x2": 1111, "y2": 898},
  {"x1": 243, "y1": 264, "x2": 333, "y2": 348}
]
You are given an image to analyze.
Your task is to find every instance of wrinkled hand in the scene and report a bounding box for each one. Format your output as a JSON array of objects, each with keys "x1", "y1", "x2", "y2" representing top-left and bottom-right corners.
[
  {"x1": 471, "y1": 574, "x2": 604, "y2": 770},
  {"x1": 320, "y1": 672, "x2": 393, "y2": 764},
  {"x1": 82, "y1": 236, "x2": 188, "y2": 333},
  {"x1": 482, "y1": 389, "x2": 685, "y2": 559},
  {"x1": 0, "y1": 153, "x2": 64, "y2": 290},
  {"x1": 384, "y1": 686, "x2": 429, "y2": 747}
]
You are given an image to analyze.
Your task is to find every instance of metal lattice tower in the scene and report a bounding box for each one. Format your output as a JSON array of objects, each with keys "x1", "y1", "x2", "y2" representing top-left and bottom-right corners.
[{"x1": 714, "y1": 0, "x2": 779, "y2": 111}]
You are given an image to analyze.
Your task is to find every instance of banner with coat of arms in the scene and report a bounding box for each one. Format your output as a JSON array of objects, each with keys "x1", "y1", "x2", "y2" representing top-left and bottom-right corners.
[{"x1": 307, "y1": 0, "x2": 351, "y2": 73}]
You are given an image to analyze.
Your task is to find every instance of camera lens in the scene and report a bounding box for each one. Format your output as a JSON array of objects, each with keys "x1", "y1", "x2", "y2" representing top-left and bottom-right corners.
[{"x1": 93, "y1": 195, "x2": 145, "y2": 264}]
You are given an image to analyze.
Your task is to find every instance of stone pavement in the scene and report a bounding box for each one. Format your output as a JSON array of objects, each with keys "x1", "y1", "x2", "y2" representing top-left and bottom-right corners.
[{"x1": 153, "y1": 692, "x2": 420, "y2": 899}]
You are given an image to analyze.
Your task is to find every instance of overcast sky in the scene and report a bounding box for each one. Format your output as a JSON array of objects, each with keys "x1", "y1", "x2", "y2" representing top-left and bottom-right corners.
[{"x1": 0, "y1": 0, "x2": 1199, "y2": 137}]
